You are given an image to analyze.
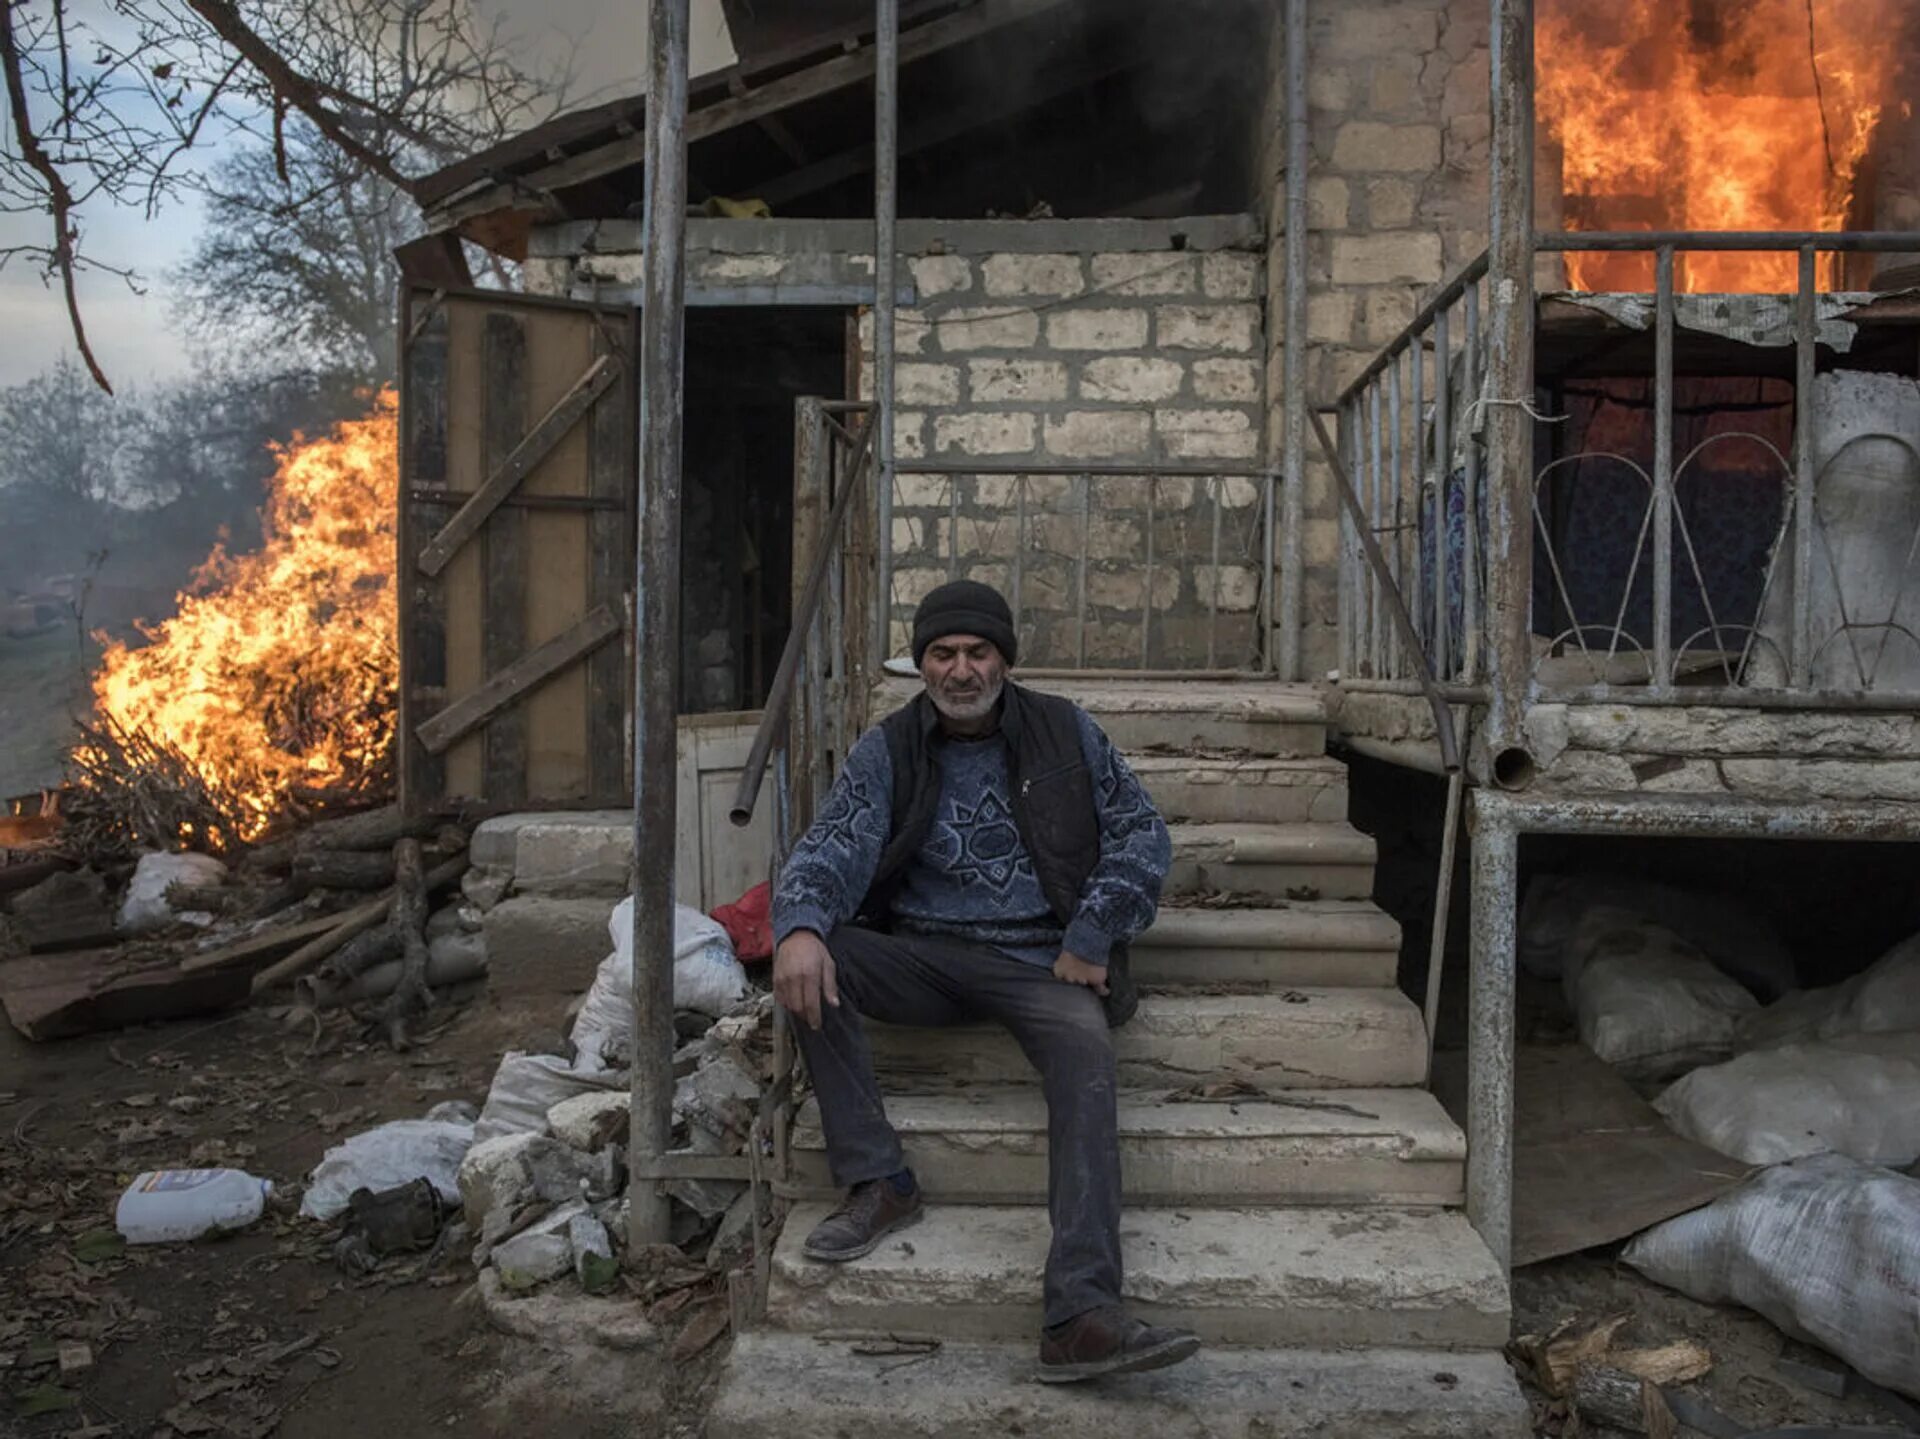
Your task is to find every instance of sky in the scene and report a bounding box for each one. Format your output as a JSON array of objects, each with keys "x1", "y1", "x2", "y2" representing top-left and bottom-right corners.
[{"x1": 0, "y1": 0, "x2": 737, "y2": 395}]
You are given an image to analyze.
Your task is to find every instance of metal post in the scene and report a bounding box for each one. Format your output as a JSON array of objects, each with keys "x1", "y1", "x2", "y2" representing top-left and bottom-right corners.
[
  {"x1": 1279, "y1": 0, "x2": 1308, "y2": 680},
  {"x1": 1368, "y1": 381, "x2": 1385, "y2": 677},
  {"x1": 629, "y1": 0, "x2": 691, "y2": 1253},
  {"x1": 1792, "y1": 244, "x2": 1816, "y2": 688},
  {"x1": 1466, "y1": 792, "x2": 1516, "y2": 1273},
  {"x1": 872, "y1": 0, "x2": 900, "y2": 670},
  {"x1": 1653, "y1": 246, "x2": 1675, "y2": 692},
  {"x1": 1434, "y1": 303, "x2": 1452, "y2": 681},
  {"x1": 1142, "y1": 475, "x2": 1157, "y2": 670},
  {"x1": 1207, "y1": 475, "x2": 1224, "y2": 669},
  {"x1": 1076, "y1": 473, "x2": 1091, "y2": 667},
  {"x1": 1484, "y1": 0, "x2": 1537, "y2": 772},
  {"x1": 1388, "y1": 356, "x2": 1404, "y2": 679},
  {"x1": 1462, "y1": 282, "x2": 1483, "y2": 684}
]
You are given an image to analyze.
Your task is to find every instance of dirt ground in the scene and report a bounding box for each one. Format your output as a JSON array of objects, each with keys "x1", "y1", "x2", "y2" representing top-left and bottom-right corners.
[{"x1": 0, "y1": 992, "x2": 721, "y2": 1439}]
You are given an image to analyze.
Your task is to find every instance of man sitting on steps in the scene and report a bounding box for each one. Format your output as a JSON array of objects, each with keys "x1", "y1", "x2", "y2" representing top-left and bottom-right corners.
[{"x1": 770, "y1": 578, "x2": 1201, "y2": 1384}]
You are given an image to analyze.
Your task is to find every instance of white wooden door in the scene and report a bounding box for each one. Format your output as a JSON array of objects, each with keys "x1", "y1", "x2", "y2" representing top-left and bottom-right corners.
[{"x1": 675, "y1": 713, "x2": 775, "y2": 912}]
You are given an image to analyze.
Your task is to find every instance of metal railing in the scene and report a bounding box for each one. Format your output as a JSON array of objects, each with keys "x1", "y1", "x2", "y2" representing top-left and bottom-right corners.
[
  {"x1": 879, "y1": 457, "x2": 1280, "y2": 675},
  {"x1": 1331, "y1": 231, "x2": 1920, "y2": 717}
]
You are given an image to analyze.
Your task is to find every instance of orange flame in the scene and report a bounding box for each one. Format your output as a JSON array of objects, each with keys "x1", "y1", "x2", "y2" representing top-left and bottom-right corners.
[
  {"x1": 91, "y1": 393, "x2": 400, "y2": 843},
  {"x1": 1538, "y1": 0, "x2": 1902, "y2": 292}
]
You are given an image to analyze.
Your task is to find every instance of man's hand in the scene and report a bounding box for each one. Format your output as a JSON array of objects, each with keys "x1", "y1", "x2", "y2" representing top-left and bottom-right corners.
[
  {"x1": 774, "y1": 929, "x2": 840, "y2": 1030},
  {"x1": 1052, "y1": 950, "x2": 1109, "y2": 996}
]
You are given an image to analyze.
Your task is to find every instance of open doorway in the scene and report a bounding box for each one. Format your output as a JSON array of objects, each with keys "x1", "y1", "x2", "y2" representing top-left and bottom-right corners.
[{"x1": 680, "y1": 306, "x2": 848, "y2": 714}]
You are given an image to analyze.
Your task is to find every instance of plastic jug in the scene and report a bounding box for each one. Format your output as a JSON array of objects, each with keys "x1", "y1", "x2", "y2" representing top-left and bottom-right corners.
[{"x1": 115, "y1": 1168, "x2": 273, "y2": 1243}]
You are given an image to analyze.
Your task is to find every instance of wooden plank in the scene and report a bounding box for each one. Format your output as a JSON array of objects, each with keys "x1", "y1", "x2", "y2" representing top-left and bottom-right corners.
[
  {"x1": 179, "y1": 909, "x2": 368, "y2": 974},
  {"x1": 1, "y1": 949, "x2": 252, "y2": 1041},
  {"x1": 429, "y1": 0, "x2": 1073, "y2": 229},
  {"x1": 409, "y1": 489, "x2": 624, "y2": 513},
  {"x1": 417, "y1": 605, "x2": 624, "y2": 755},
  {"x1": 481, "y1": 313, "x2": 531, "y2": 804},
  {"x1": 587, "y1": 314, "x2": 635, "y2": 804},
  {"x1": 441, "y1": 301, "x2": 487, "y2": 801},
  {"x1": 417, "y1": 352, "x2": 618, "y2": 577},
  {"x1": 400, "y1": 292, "x2": 452, "y2": 812}
]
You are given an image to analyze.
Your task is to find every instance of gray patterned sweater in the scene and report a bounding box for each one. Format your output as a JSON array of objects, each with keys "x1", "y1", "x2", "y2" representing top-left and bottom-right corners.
[{"x1": 771, "y1": 707, "x2": 1170, "y2": 967}]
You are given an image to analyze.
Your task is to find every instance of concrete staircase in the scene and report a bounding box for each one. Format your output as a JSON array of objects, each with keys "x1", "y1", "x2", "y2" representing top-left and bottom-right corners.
[{"x1": 707, "y1": 679, "x2": 1527, "y2": 1437}]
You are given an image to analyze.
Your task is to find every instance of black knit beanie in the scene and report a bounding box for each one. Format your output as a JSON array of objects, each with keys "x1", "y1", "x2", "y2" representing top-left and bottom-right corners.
[{"x1": 911, "y1": 579, "x2": 1018, "y2": 668}]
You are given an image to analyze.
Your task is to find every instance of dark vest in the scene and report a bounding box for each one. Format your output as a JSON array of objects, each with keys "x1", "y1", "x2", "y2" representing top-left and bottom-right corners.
[{"x1": 855, "y1": 682, "x2": 1137, "y2": 1026}]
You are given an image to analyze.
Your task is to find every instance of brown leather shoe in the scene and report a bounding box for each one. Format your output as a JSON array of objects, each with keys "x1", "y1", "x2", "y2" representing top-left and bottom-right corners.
[
  {"x1": 1036, "y1": 1305, "x2": 1201, "y2": 1383},
  {"x1": 800, "y1": 1176, "x2": 924, "y2": 1262}
]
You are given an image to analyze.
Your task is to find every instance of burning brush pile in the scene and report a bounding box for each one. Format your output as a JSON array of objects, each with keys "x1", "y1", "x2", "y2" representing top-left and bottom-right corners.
[{"x1": 66, "y1": 393, "x2": 402, "y2": 858}]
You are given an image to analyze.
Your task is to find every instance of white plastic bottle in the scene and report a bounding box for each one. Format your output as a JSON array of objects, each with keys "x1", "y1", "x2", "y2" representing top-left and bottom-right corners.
[{"x1": 115, "y1": 1168, "x2": 273, "y2": 1243}]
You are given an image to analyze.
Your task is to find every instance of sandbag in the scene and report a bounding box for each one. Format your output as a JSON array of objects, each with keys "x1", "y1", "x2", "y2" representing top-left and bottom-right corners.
[
  {"x1": 1561, "y1": 905, "x2": 1759, "y2": 1079},
  {"x1": 299, "y1": 1117, "x2": 474, "y2": 1221},
  {"x1": 1654, "y1": 1033, "x2": 1920, "y2": 1167},
  {"x1": 472, "y1": 1051, "x2": 625, "y2": 1145},
  {"x1": 1739, "y1": 930, "x2": 1920, "y2": 1050},
  {"x1": 1520, "y1": 873, "x2": 1795, "y2": 1000},
  {"x1": 119, "y1": 851, "x2": 228, "y2": 933},
  {"x1": 1623, "y1": 1153, "x2": 1920, "y2": 1400},
  {"x1": 570, "y1": 897, "x2": 750, "y2": 1071}
]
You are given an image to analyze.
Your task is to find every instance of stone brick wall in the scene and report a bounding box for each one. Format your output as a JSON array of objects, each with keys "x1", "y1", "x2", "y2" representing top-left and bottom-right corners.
[
  {"x1": 1260, "y1": 0, "x2": 1493, "y2": 679},
  {"x1": 526, "y1": 216, "x2": 1274, "y2": 670}
]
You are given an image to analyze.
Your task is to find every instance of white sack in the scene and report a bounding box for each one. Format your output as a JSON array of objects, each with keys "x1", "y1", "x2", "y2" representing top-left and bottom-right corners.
[
  {"x1": 1738, "y1": 930, "x2": 1920, "y2": 1050},
  {"x1": 299, "y1": 1117, "x2": 475, "y2": 1221},
  {"x1": 569, "y1": 897, "x2": 749, "y2": 1071},
  {"x1": 119, "y1": 851, "x2": 228, "y2": 934},
  {"x1": 1562, "y1": 905, "x2": 1759, "y2": 1079},
  {"x1": 1519, "y1": 873, "x2": 1795, "y2": 1000},
  {"x1": 472, "y1": 1051, "x2": 625, "y2": 1145},
  {"x1": 1654, "y1": 1032, "x2": 1920, "y2": 1167},
  {"x1": 1623, "y1": 1153, "x2": 1920, "y2": 1400}
]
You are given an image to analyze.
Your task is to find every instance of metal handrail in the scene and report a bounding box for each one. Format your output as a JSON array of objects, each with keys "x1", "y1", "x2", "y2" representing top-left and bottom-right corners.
[
  {"x1": 728, "y1": 411, "x2": 876, "y2": 828},
  {"x1": 1310, "y1": 408, "x2": 1462, "y2": 773}
]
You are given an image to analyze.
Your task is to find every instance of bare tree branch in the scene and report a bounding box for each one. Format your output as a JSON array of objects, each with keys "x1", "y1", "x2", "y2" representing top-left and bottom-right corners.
[{"x1": 0, "y1": 0, "x2": 112, "y2": 393}]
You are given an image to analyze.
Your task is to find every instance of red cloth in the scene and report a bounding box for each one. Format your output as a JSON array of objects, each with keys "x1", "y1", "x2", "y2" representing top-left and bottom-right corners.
[{"x1": 712, "y1": 881, "x2": 773, "y2": 962}]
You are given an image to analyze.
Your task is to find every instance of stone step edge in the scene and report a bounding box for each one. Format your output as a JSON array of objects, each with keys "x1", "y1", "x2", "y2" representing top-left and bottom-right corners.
[
  {"x1": 1168, "y1": 822, "x2": 1378, "y2": 865},
  {"x1": 1141, "y1": 900, "x2": 1399, "y2": 951}
]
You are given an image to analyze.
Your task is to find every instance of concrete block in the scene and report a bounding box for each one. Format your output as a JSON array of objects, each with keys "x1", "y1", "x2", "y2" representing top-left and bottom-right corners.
[
  {"x1": 932, "y1": 306, "x2": 1040, "y2": 351},
  {"x1": 933, "y1": 411, "x2": 1036, "y2": 456},
  {"x1": 1166, "y1": 820, "x2": 1377, "y2": 901},
  {"x1": 894, "y1": 409, "x2": 928, "y2": 460},
  {"x1": 711, "y1": 1334, "x2": 1533, "y2": 1439},
  {"x1": 1043, "y1": 409, "x2": 1153, "y2": 459},
  {"x1": 1272, "y1": 177, "x2": 1353, "y2": 230},
  {"x1": 791, "y1": 1086, "x2": 1465, "y2": 1206},
  {"x1": 1362, "y1": 289, "x2": 1419, "y2": 345},
  {"x1": 869, "y1": 989, "x2": 1426, "y2": 1090},
  {"x1": 982, "y1": 252, "x2": 1085, "y2": 297},
  {"x1": 894, "y1": 470, "x2": 952, "y2": 506},
  {"x1": 908, "y1": 253, "x2": 973, "y2": 297},
  {"x1": 1332, "y1": 123, "x2": 1442, "y2": 173},
  {"x1": 483, "y1": 894, "x2": 618, "y2": 998},
  {"x1": 509, "y1": 813, "x2": 632, "y2": 894},
  {"x1": 1328, "y1": 6, "x2": 1442, "y2": 59},
  {"x1": 1045, "y1": 307, "x2": 1151, "y2": 351},
  {"x1": 1331, "y1": 233, "x2": 1445, "y2": 286},
  {"x1": 1089, "y1": 253, "x2": 1196, "y2": 296},
  {"x1": 1308, "y1": 70, "x2": 1352, "y2": 111},
  {"x1": 1158, "y1": 304, "x2": 1260, "y2": 352},
  {"x1": 1128, "y1": 755, "x2": 1349, "y2": 824},
  {"x1": 1080, "y1": 356, "x2": 1185, "y2": 403},
  {"x1": 768, "y1": 1202, "x2": 1511, "y2": 1349},
  {"x1": 1159, "y1": 411, "x2": 1262, "y2": 460},
  {"x1": 893, "y1": 363, "x2": 960, "y2": 406},
  {"x1": 1087, "y1": 567, "x2": 1180, "y2": 612},
  {"x1": 1192, "y1": 358, "x2": 1261, "y2": 402},
  {"x1": 967, "y1": 357, "x2": 1068, "y2": 403},
  {"x1": 1368, "y1": 178, "x2": 1420, "y2": 229},
  {"x1": 1134, "y1": 900, "x2": 1401, "y2": 988},
  {"x1": 1202, "y1": 252, "x2": 1263, "y2": 299}
]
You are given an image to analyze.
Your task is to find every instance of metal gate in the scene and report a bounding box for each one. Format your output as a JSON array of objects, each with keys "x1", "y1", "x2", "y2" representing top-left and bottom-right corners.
[{"x1": 398, "y1": 285, "x2": 637, "y2": 813}]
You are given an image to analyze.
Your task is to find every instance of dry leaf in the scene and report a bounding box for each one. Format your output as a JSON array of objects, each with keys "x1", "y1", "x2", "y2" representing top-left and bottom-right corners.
[
  {"x1": 1613, "y1": 1341, "x2": 1712, "y2": 1387},
  {"x1": 669, "y1": 1298, "x2": 731, "y2": 1362}
]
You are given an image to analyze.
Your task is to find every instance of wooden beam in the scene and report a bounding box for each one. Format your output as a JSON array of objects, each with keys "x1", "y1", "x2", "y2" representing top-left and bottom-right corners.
[
  {"x1": 427, "y1": 0, "x2": 1072, "y2": 231},
  {"x1": 416, "y1": 604, "x2": 624, "y2": 755},
  {"x1": 730, "y1": 74, "x2": 811, "y2": 166},
  {"x1": 416, "y1": 353, "x2": 619, "y2": 577}
]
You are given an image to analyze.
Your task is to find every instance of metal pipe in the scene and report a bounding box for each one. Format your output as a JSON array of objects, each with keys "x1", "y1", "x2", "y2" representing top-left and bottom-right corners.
[
  {"x1": 1653, "y1": 246, "x2": 1675, "y2": 692},
  {"x1": 1341, "y1": 677, "x2": 1490, "y2": 702},
  {"x1": 629, "y1": 0, "x2": 692, "y2": 1253},
  {"x1": 1207, "y1": 475, "x2": 1224, "y2": 669},
  {"x1": 730, "y1": 418, "x2": 876, "y2": 826},
  {"x1": 1142, "y1": 475, "x2": 1156, "y2": 670},
  {"x1": 1368, "y1": 381, "x2": 1385, "y2": 677},
  {"x1": 1388, "y1": 354, "x2": 1405, "y2": 679},
  {"x1": 1483, "y1": 0, "x2": 1537, "y2": 773},
  {"x1": 872, "y1": 0, "x2": 900, "y2": 671},
  {"x1": 1261, "y1": 464, "x2": 1277, "y2": 673},
  {"x1": 1411, "y1": 332, "x2": 1426, "y2": 667},
  {"x1": 1012, "y1": 475, "x2": 1026, "y2": 649},
  {"x1": 1793, "y1": 245, "x2": 1817, "y2": 688},
  {"x1": 1487, "y1": 789, "x2": 1920, "y2": 841},
  {"x1": 898, "y1": 460, "x2": 1276, "y2": 478},
  {"x1": 947, "y1": 472, "x2": 960, "y2": 581},
  {"x1": 1280, "y1": 0, "x2": 1308, "y2": 681},
  {"x1": 1538, "y1": 229, "x2": 1920, "y2": 251},
  {"x1": 1466, "y1": 793, "x2": 1517, "y2": 1273},
  {"x1": 1462, "y1": 281, "x2": 1483, "y2": 685},
  {"x1": 1537, "y1": 682, "x2": 1920, "y2": 711},
  {"x1": 1424, "y1": 766, "x2": 1465, "y2": 1084},
  {"x1": 1434, "y1": 303, "x2": 1453, "y2": 681},
  {"x1": 1076, "y1": 472, "x2": 1091, "y2": 667}
]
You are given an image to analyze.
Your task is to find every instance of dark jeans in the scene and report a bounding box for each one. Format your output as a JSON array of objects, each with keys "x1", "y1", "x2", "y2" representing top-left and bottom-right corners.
[{"x1": 792, "y1": 925, "x2": 1122, "y2": 1328}]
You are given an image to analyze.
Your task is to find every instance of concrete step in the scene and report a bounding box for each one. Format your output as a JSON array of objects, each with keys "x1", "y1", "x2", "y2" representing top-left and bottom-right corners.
[
  {"x1": 790, "y1": 1086, "x2": 1465, "y2": 1206},
  {"x1": 1129, "y1": 754, "x2": 1349, "y2": 825},
  {"x1": 1166, "y1": 822, "x2": 1377, "y2": 901},
  {"x1": 710, "y1": 1332, "x2": 1532, "y2": 1439},
  {"x1": 874, "y1": 677, "x2": 1330, "y2": 757},
  {"x1": 767, "y1": 1203, "x2": 1512, "y2": 1350},
  {"x1": 1135, "y1": 901, "x2": 1400, "y2": 987},
  {"x1": 481, "y1": 893, "x2": 616, "y2": 998},
  {"x1": 869, "y1": 990, "x2": 1429, "y2": 1090}
]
